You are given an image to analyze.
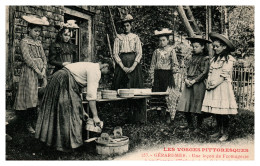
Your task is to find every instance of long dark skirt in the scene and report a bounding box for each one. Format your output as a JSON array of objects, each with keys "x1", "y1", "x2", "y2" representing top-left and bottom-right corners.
[
  {"x1": 152, "y1": 69, "x2": 175, "y2": 92},
  {"x1": 35, "y1": 68, "x2": 83, "y2": 152},
  {"x1": 151, "y1": 69, "x2": 175, "y2": 109},
  {"x1": 112, "y1": 52, "x2": 144, "y2": 90},
  {"x1": 177, "y1": 80, "x2": 206, "y2": 114}
]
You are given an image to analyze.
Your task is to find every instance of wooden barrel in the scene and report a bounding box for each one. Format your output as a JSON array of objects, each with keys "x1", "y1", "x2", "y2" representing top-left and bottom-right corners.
[
  {"x1": 95, "y1": 136, "x2": 129, "y2": 155},
  {"x1": 101, "y1": 90, "x2": 117, "y2": 99}
]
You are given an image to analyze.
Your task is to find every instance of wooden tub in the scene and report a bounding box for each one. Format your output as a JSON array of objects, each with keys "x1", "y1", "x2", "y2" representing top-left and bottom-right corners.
[{"x1": 95, "y1": 136, "x2": 129, "y2": 155}]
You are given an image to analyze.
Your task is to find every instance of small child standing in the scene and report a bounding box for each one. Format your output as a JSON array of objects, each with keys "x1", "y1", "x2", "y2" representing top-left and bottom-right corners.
[
  {"x1": 13, "y1": 15, "x2": 49, "y2": 133},
  {"x1": 150, "y1": 28, "x2": 179, "y2": 92},
  {"x1": 202, "y1": 32, "x2": 238, "y2": 142},
  {"x1": 177, "y1": 35, "x2": 211, "y2": 133},
  {"x1": 150, "y1": 28, "x2": 179, "y2": 119}
]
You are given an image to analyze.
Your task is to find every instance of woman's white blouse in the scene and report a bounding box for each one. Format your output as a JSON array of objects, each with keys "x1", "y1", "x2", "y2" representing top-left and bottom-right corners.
[
  {"x1": 65, "y1": 62, "x2": 101, "y2": 100},
  {"x1": 113, "y1": 33, "x2": 142, "y2": 64}
]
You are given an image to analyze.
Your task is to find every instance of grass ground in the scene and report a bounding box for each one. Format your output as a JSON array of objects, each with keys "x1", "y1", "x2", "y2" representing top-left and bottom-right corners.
[{"x1": 5, "y1": 104, "x2": 254, "y2": 160}]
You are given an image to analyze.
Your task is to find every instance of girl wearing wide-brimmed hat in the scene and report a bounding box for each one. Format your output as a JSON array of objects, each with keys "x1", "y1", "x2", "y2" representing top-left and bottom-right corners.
[
  {"x1": 177, "y1": 35, "x2": 211, "y2": 133},
  {"x1": 13, "y1": 15, "x2": 49, "y2": 134},
  {"x1": 112, "y1": 14, "x2": 144, "y2": 89},
  {"x1": 149, "y1": 28, "x2": 179, "y2": 120},
  {"x1": 150, "y1": 28, "x2": 179, "y2": 92},
  {"x1": 202, "y1": 32, "x2": 238, "y2": 142},
  {"x1": 49, "y1": 21, "x2": 79, "y2": 73}
]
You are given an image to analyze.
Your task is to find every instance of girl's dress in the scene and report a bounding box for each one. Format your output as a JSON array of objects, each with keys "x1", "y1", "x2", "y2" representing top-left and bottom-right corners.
[
  {"x1": 177, "y1": 53, "x2": 210, "y2": 113},
  {"x1": 14, "y1": 36, "x2": 47, "y2": 110},
  {"x1": 201, "y1": 55, "x2": 238, "y2": 114},
  {"x1": 112, "y1": 33, "x2": 143, "y2": 89},
  {"x1": 35, "y1": 62, "x2": 101, "y2": 152},
  {"x1": 49, "y1": 41, "x2": 77, "y2": 73}
]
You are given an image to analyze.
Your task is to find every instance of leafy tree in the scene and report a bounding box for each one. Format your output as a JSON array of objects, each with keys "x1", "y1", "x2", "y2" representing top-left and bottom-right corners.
[
  {"x1": 104, "y1": 6, "x2": 254, "y2": 86},
  {"x1": 228, "y1": 6, "x2": 254, "y2": 65}
]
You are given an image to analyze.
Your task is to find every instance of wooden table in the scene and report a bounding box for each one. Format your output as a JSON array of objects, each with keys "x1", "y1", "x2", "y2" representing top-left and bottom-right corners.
[
  {"x1": 82, "y1": 92, "x2": 169, "y2": 140},
  {"x1": 82, "y1": 92, "x2": 169, "y2": 124}
]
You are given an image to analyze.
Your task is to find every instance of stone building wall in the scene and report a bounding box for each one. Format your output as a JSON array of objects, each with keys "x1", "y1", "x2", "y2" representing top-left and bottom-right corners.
[
  {"x1": 10, "y1": 6, "x2": 65, "y2": 80},
  {"x1": 6, "y1": 5, "x2": 127, "y2": 108},
  {"x1": 7, "y1": 6, "x2": 66, "y2": 108}
]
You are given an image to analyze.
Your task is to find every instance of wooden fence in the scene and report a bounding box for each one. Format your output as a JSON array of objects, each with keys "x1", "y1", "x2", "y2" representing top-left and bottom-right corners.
[{"x1": 232, "y1": 66, "x2": 255, "y2": 111}]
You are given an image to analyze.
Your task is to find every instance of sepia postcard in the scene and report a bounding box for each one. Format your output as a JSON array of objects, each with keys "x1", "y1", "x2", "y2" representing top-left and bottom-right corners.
[{"x1": 2, "y1": 1, "x2": 257, "y2": 165}]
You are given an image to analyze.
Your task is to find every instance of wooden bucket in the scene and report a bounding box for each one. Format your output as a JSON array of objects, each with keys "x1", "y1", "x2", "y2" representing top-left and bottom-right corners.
[{"x1": 95, "y1": 136, "x2": 129, "y2": 155}]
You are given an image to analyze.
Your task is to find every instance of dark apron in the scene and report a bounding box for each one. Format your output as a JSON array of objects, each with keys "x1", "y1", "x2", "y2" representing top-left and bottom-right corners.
[
  {"x1": 152, "y1": 69, "x2": 175, "y2": 92},
  {"x1": 112, "y1": 52, "x2": 144, "y2": 90}
]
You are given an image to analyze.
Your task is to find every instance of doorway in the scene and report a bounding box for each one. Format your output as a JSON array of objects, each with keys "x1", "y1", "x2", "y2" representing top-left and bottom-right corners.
[{"x1": 64, "y1": 7, "x2": 93, "y2": 62}]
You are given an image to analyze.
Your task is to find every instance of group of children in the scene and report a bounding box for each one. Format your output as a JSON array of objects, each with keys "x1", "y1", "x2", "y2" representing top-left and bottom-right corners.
[
  {"x1": 13, "y1": 13, "x2": 238, "y2": 146},
  {"x1": 13, "y1": 15, "x2": 80, "y2": 135},
  {"x1": 150, "y1": 29, "x2": 238, "y2": 142}
]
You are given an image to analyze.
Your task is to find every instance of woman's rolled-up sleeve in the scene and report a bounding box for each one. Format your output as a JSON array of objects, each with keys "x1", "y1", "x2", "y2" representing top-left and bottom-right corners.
[{"x1": 86, "y1": 69, "x2": 101, "y2": 101}]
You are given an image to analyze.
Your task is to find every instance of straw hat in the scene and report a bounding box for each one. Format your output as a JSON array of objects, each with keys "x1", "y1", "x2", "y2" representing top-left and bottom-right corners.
[
  {"x1": 154, "y1": 28, "x2": 174, "y2": 37},
  {"x1": 209, "y1": 32, "x2": 235, "y2": 52},
  {"x1": 186, "y1": 35, "x2": 211, "y2": 44},
  {"x1": 121, "y1": 14, "x2": 134, "y2": 23},
  {"x1": 55, "y1": 20, "x2": 79, "y2": 31},
  {"x1": 22, "y1": 15, "x2": 49, "y2": 26},
  {"x1": 62, "y1": 20, "x2": 79, "y2": 28}
]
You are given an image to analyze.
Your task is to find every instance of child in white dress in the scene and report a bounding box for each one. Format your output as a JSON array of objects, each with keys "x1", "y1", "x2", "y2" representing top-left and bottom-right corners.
[{"x1": 202, "y1": 32, "x2": 238, "y2": 142}]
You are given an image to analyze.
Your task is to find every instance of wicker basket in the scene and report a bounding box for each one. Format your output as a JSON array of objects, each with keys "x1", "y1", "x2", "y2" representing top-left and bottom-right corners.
[{"x1": 95, "y1": 136, "x2": 129, "y2": 155}]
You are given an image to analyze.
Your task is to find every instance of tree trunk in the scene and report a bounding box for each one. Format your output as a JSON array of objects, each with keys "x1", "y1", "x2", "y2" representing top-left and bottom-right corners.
[
  {"x1": 206, "y1": 6, "x2": 213, "y2": 58},
  {"x1": 220, "y1": 6, "x2": 228, "y2": 36}
]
